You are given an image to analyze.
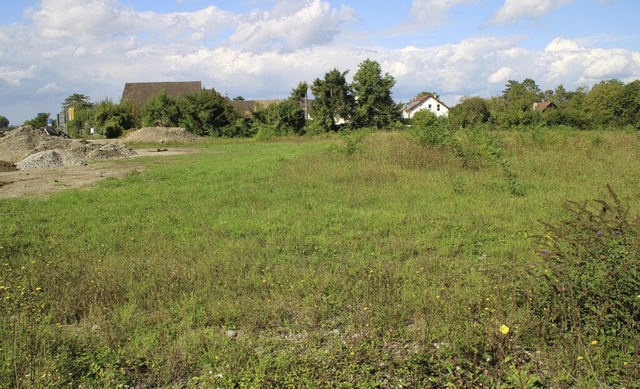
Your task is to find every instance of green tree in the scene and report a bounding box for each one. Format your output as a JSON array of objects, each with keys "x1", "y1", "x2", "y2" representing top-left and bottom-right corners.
[
  {"x1": 64, "y1": 93, "x2": 92, "y2": 110},
  {"x1": 142, "y1": 91, "x2": 181, "y2": 127},
  {"x1": 291, "y1": 81, "x2": 309, "y2": 103},
  {"x1": 310, "y1": 68, "x2": 355, "y2": 132},
  {"x1": 503, "y1": 78, "x2": 542, "y2": 112},
  {"x1": 24, "y1": 113, "x2": 49, "y2": 128},
  {"x1": 583, "y1": 79, "x2": 625, "y2": 128},
  {"x1": 253, "y1": 88, "x2": 307, "y2": 136},
  {"x1": 552, "y1": 84, "x2": 574, "y2": 107},
  {"x1": 621, "y1": 79, "x2": 640, "y2": 128},
  {"x1": 63, "y1": 94, "x2": 95, "y2": 136},
  {"x1": 449, "y1": 96, "x2": 490, "y2": 128},
  {"x1": 120, "y1": 99, "x2": 142, "y2": 130},
  {"x1": 492, "y1": 79, "x2": 542, "y2": 127},
  {"x1": 351, "y1": 59, "x2": 400, "y2": 129},
  {"x1": 94, "y1": 99, "x2": 134, "y2": 138},
  {"x1": 179, "y1": 89, "x2": 238, "y2": 136},
  {"x1": 0, "y1": 115, "x2": 9, "y2": 128},
  {"x1": 67, "y1": 107, "x2": 95, "y2": 136}
]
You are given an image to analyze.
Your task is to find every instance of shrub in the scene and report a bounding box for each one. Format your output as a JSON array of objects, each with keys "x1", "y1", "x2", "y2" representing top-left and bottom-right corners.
[
  {"x1": 335, "y1": 129, "x2": 369, "y2": 156},
  {"x1": 451, "y1": 126, "x2": 503, "y2": 170},
  {"x1": 531, "y1": 185, "x2": 640, "y2": 342},
  {"x1": 410, "y1": 111, "x2": 451, "y2": 147}
]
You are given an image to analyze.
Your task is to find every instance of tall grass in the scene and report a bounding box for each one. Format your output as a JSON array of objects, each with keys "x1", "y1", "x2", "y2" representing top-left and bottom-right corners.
[{"x1": 1, "y1": 130, "x2": 639, "y2": 387}]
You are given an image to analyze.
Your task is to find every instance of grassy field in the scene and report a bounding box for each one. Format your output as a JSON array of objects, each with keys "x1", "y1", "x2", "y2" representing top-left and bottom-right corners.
[{"x1": 1, "y1": 128, "x2": 639, "y2": 388}]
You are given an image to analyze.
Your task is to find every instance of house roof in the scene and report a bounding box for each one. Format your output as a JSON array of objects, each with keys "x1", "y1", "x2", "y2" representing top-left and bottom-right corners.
[
  {"x1": 227, "y1": 98, "x2": 315, "y2": 117},
  {"x1": 121, "y1": 81, "x2": 203, "y2": 108},
  {"x1": 533, "y1": 101, "x2": 558, "y2": 112},
  {"x1": 227, "y1": 99, "x2": 257, "y2": 117},
  {"x1": 403, "y1": 94, "x2": 450, "y2": 113}
]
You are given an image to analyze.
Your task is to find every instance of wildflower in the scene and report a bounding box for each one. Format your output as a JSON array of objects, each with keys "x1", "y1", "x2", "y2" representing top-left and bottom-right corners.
[
  {"x1": 590, "y1": 340, "x2": 598, "y2": 346},
  {"x1": 499, "y1": 324, "x2": 510, "y2": 335},
  {"x1": 577, "y1": 356, "x2": 584, "y2": 361},
  {"x1": 596, "y1": 230, "x2": 603, "y2": 237}
]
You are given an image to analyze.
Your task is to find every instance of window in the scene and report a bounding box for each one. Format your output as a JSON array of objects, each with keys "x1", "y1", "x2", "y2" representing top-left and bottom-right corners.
[
  {"x1": 428, "y1": 104, "x2": 432, "y2": 109},
  {"x1": 437, "y1": 104, "x2": 440, "y2": 111}
]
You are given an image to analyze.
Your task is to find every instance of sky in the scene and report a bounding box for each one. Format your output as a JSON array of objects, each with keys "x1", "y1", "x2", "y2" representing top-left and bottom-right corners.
[{"x1": 1, "y1": 0, "x2": 639, "y2": 125}]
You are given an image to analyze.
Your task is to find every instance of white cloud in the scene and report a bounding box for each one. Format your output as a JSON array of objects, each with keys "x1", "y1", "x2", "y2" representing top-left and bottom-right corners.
[
  {"x1": 583, "y1": 51, "x2": 631, "y2": 80},
  {"x1": 542, "y1": 38, "x2": 639, "y2": 84},
  {"x1": 29, "y1": 0, "x2": 135, "y2": 40},
  {"x1": 491, "y1": 0, "x2": 575, "y2": 25},
  {"x1": 545, "y1": 37, "x2": 579, "y2": 52},
  {"x1": 488, "y1": 67, "x2": 515, "y2": 84},
  {"x1": 29, "y1": 0, "x2": 235, "y2": 44},
  {"x1": 37, "y1": 82, "x2": 64, "y2": 95},
  {"x1": 0, "y1": 65, "x2": 37, "y2": 86},
  {"x1": 410, "y1": 0, "x2": 477, "y2": 26},
  {"x1": 230, "y1": 0, "x2": 356, "y2": 52}
]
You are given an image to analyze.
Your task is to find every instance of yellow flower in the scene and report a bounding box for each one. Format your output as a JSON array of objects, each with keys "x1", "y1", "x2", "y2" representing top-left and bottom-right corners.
[
  {"x1": 577, "y1": 356, "x2": 584, "y2": 361},
  {"x1": 499, "y1": 324, "x2": 510, "y2": 335},
  {"x1": 590, "y1": 340, "x2": 598, "y2": 346}
]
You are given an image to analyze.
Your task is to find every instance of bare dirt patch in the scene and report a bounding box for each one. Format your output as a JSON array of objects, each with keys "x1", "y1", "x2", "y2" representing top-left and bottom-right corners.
[
  {"x1": 0, "y1": 148, "x2": 202, "y2": 199},
  {"x1": 0, "y1": 126, "x2": 210, "y2": 199},
  {"x1": 0, "y1": 161, "x2": 141, "y2": 199}
]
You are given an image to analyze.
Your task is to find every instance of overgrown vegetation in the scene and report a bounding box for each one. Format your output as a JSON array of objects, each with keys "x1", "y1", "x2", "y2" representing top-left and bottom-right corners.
[{"x1": 1, "y1": 129, "x2": 639, "y2": 387}]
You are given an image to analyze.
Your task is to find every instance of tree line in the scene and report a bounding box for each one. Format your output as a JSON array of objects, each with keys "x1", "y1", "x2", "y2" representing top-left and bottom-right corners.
[
  {"x1": 450, "y1": 78, "x2": 640, "y2": 130},
  {"x1": 6, "y1": 61, "x2": 639, "y2": 137}
]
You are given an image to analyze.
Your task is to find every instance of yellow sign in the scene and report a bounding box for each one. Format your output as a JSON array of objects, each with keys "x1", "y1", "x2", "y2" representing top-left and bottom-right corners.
[{"x1": 68, "y1": 106, "x2": 75, "y2": 121}]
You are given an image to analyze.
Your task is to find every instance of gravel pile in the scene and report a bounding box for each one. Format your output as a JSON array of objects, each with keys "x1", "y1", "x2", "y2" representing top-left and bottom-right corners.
[
  {"x1": 0, "y1": 126, "x2": 137, "y2": 169},
  {"x1": 123, "y1": 127, "x2": 201, "y2": 143}
]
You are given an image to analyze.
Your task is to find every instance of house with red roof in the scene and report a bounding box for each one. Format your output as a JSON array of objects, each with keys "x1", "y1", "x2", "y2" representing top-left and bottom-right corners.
[{"x1": 402, "y1": 94, "x2": 450, "y2": 119}]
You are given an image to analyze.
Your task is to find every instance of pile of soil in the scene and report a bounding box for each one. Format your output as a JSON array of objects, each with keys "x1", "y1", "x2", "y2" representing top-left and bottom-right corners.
[
  {"x1": 0, "y1": 160, "x2": 17, "y2": 172},
  {"x1": 0, "y1": 126, "x2": 137, "y2": 169},
  {"x1": 123, "y1": 127, "x2": 201, "y2": 143}
]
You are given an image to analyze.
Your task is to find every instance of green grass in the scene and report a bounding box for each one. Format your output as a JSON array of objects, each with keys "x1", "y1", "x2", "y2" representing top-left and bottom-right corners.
[{"x1": 1, "y1": 129, "x2": 639, "y2": 387}]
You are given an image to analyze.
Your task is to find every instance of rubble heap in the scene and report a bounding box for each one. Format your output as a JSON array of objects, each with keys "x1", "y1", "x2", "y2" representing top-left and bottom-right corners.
[{"x1": 0, "y1": 126, "x2": 137, "y2": 170}]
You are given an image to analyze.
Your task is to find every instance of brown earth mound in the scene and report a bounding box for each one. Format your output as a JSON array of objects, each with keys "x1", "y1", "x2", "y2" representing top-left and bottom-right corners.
[
  {"x1": 123, "y1": 127, "x2": 201, "y2": 143},
  {"x1": 0, "y1": 126, "x2": 137, "y2": 169},
  {"x1": 0, "y1": 160, "x2": 17, "y2": 172}
]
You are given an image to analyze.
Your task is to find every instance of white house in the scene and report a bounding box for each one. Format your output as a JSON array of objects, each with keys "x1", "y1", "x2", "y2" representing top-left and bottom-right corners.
[{"x1": 402, "y1": 94, "x2": 450, "y2": 119}]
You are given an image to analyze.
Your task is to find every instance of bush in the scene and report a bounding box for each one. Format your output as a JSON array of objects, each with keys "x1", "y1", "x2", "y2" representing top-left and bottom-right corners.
[
  {"x1": 530, "y1": 185, "x2": 640, "y2": 343},
  {"x1": 410, "y1": 111, "x2": 451, "y2": 147},
  {"x1": 335, "y1": 129, "x2": 369, "y2": 156},
  {"x1": 451, "y1": 126, "x2": 503, "y2": 169}
]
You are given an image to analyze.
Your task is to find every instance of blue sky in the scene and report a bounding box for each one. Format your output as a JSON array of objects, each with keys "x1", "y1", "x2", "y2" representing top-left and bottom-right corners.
[{"x1": 1, "y1": 0, "x2": 639, "y2": 124}]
